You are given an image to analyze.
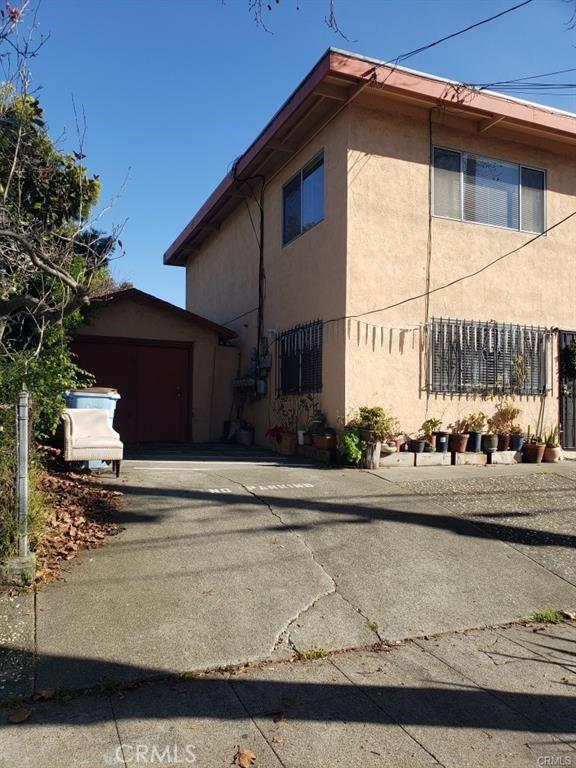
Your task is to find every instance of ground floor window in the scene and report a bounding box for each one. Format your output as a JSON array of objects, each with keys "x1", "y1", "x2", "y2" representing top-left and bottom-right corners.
[
  {"x1": 277, "y1": 320, "x2": 323, "y2": 395},
  {"x1": 429, "y1": 318, "x2": 549, "y2": 396}
]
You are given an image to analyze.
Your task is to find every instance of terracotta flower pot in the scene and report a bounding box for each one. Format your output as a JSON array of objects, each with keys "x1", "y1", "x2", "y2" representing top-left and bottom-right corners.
[
  {"x1": 523, "y1": 442, "x2": 545, "y2": 463},
  {"x1": 543, "y1": 445, "x2": 562, "y2": 463},
  {"x1": 312, "y1": 434, "x2": 336, "y2": 450},
  {"x1": 497, "y1": 433, "x2": 510, "y2": 451},
  {"x1": 279, "y1": 432, "x2": 297, "y2": 456},
  {"x1": 424, "y1": 433, "x2": 436, "y2": 448},
  {"x1": 449, "y1": 433, "x2": 469, "y2": 453}
]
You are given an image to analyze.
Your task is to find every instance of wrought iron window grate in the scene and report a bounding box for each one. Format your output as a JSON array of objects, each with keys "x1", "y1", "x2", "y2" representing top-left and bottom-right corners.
[
  {"x1": 429, "y1": 318, "x2": 549, "y2": 396},
  {"x1": 277, "y1": 320, "x2": 323, "y2": 396}
]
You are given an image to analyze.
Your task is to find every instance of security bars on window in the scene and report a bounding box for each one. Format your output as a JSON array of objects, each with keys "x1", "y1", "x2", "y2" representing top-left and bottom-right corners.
[
  {"x1": 429, "y1": 318, "x2": 549, "y2": 396},
  {"x1": 277, "y1": 320, "x2": 323, "y2": 396}
]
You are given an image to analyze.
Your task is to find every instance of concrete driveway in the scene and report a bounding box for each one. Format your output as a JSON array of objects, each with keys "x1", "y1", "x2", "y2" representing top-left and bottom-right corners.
[{"x1": 31, "y1": 447, "x2": 576, "y2": 691}]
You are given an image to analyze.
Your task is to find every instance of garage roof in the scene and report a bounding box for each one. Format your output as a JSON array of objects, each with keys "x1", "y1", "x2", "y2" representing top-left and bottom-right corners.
[{"x1": 92, "y1": 288, "x2": 237, "y2": 340}]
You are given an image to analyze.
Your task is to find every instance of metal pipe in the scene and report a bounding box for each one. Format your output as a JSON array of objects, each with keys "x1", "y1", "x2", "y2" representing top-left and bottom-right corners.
[{"x1": 17, "y1": 386, "x2": 29, "y2": 558}]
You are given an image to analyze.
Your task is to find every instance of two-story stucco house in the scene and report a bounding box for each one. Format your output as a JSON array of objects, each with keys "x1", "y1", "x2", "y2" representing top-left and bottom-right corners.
[{"x1": 164, "y1": 49, "x2": 576, "y2": 448}]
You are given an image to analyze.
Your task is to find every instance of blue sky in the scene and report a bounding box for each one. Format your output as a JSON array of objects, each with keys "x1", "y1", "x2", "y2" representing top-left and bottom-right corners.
[{"x1": 34, "y1": 0, "x2": 576, "y2": 307}]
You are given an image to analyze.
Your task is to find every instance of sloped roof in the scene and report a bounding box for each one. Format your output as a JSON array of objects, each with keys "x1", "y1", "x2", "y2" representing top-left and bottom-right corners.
[
  {"x1": 90, "y1": 288, "x2": 236, "y2": 340},
  {"x1": 164, "y1": 47, "x2": 576, "y2": 267}
]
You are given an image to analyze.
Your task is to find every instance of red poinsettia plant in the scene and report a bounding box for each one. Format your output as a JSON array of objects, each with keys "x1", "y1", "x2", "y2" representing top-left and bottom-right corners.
[{"x1": 265, "y1": 425, "x2": 285, "y2": 442}]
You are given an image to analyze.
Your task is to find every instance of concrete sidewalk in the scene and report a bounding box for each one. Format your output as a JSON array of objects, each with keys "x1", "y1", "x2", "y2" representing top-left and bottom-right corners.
[
  {"x1": 1, "y1": 621, "x2": 575, "y2": 768},
  {"x1": 18, "y1": 451, "x2": 576, "y2": 694}
]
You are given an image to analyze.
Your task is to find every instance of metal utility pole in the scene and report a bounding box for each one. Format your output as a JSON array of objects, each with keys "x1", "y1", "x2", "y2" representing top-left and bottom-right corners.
[
  {"x1": 17, "y1": 386, "x2": 29, "y2": 558},
  {"x1": 4, "y1": 386, "x2": 35, "y2": 585}
]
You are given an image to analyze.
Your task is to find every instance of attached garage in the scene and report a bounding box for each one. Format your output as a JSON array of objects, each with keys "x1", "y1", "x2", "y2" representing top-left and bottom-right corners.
[{"x1": 72, "y1": 289, "x2": 238, "y2": 444}]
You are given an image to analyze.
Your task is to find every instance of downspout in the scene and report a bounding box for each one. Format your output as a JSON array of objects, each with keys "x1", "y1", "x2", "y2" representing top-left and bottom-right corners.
[{"x1": 232, "y1": 167, "x2": 266, "y2": 394}]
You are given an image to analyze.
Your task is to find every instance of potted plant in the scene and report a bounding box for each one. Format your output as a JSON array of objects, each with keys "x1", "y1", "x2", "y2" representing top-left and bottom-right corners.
[
  {"x1": 347, "y1": 406, "x2": 398, "y2": 469},
  {"x1": 236, "y1": 421, "x2": 254, "y2": 446},
  {"x1": 337, "y1": 426, "x2": 365, "y2": 465},
  {"x1": 509, "y1": 424, "x2": 525, "y2": 452},
  {"x1": 481, "y1": 419, "x2": 499, "y2": 454},
  {"x1": 313, "y1": 430, "x2": 337, "y2": 451},
  {"x1": 491, "y1": 402, "x2": 521, "y2": 451},
  {"x1": 543, "y1": 426, "x2": 562, "y2": 463},
  {"x1": 410, "y1": 433, "x2": 427, "y2": 453},
  {"x1": 298, "y1": 394, "x2": 320, "y2": 446},
  {"x1": 420, "y1": 417, "x2": 444, "y2": 450},
  {"x1": 523, "y1": 426, "x2": 545, "y2": 463},
  {"x1": 265, "y1": 425, "x2": 284, "y2": 452},
  {"x1": 464, "y1": 412, "x2": 487, "y2": 452},
  {"x1": 273, "y1": 396, "x2": 298, "y2": 456},
  {"x1": 448, "y1": 420, "x2": 469, "y2": 453}
]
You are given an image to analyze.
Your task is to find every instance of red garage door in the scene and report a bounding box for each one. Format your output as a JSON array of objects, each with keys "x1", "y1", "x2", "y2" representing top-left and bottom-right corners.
[{"x1": 71, "y1": 338, "x2": 192, "y2": 444}]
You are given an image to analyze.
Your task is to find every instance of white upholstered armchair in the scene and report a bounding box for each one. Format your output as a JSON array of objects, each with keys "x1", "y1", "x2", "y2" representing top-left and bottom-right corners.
[{"x1": 62, "y1": 408, "x2": 123, "y2": 476}]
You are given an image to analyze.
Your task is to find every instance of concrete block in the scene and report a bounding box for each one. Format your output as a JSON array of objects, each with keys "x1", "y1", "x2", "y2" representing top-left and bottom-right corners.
[
  {"x1": 414, "y1": 452, "x2": 451, "y2": 466},
  {"x1": 454, "y1": 452, "x2": 487, "y2": 466},
  {"x1": 489, "y1": 450, "x2": 520, "y2": 465},
  {"x1": 379, "y1": 451, "x2": 415, "y2": 467},
  {"x1": 1, "y1": 554, "x2": 36, "y2": 586}
]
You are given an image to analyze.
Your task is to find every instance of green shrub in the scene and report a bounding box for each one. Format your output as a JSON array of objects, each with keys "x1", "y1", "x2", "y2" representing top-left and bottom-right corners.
[
  {"x1": 0, "y1": 326, "x2": 93, "y2": 440},
  {"x1": 348, "y1": 406, "x2": 399, "y2": 442},
  {"x1": 337, "y1": 427, "x2": 365, "y2": 465}
]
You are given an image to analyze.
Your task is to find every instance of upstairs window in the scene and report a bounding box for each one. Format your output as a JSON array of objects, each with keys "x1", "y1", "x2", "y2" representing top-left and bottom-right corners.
[
  {"x1": 282, "y1": 153, "x2": 324, "y2": 245},
  {"x1": 433, "y1": 147, "x2": 545, "y2": 234},
  {"x1": 429, "y1": 317, "x2": 548, "y2": 396},
  {"x1": 277, "y1": 320, "x2": 323, "y2": 395}
]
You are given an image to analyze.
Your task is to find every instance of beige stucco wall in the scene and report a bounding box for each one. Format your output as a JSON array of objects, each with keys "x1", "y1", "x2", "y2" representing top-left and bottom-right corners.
[
  {"x1": 75, "y1": 296, "x2": 236, "y2": 442},
  {"x1": 182, "y1": 91, "x2": 576, "y2": 444},
  {"x1": 345, "y1": 96, "x2": 576, "y2": 437},
  {"x1": 185, "y1": 112, "x2": 350, "y2": 442}
]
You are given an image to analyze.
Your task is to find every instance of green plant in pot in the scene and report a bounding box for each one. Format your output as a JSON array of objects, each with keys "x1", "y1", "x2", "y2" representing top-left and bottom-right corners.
[
  {"x1": 482, "y1": 418, "x2": 499, "y2": 454},
  {"x1": 274, "y1": 396, "x2": 298, "y2": 455},
  {"x1": 421, "y1": 417, "x2": 447, "y2": 452},
  {"x1": 298, "y1": 394, "x2": 320, "y2": 445},
  {"x1": 523, "y1": 425, "x2": 545, "y2": 464},
  {"x1": 492, "y1": 402, "x2": 521, "y2": 451},
  {"x1": 509, "y1": 423, "x2": 525, "y2": 453},
  {"x1": 337, "y1": 426, "x2": 365, "y2": 466},
  {"x1": 348, "y1": 406, "x2": 399, "y2": 469},
  {"x1": 542, "y1": 426, "x2": 562, "y2": 463},
  {"x1": 463, "y1": 411, "x2": 487, "y2": 452},
  {"x1": 448, "y1": 420, "x2": 469, "y2": 453}
]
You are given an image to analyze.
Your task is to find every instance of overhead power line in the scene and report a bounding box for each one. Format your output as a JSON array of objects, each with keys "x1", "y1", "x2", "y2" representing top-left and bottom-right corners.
[
  {"x1": 389, "y1": 0, "x2": 534, "y2": 67},
  {"x1": 325, "y1": 208, "x2": 576, "y2": 328}
]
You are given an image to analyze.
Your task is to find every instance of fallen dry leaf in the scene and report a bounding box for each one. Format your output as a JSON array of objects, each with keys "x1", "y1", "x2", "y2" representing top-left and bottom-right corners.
[
  {"x1": 271, "y1": 735, "x2": 284, "y2": 745},
  {"x1": 8, "y1": 707, "x2": 32, "y2": 723},
  {"x1": 561, "y1": 610, "x2": 576, "y2": 621},
  {"x1": 37, "y1": 688, "x2": 56, "y2": 700},
  {"x1": 233, "y1": 747, "x2": 256, "y2": 767}
]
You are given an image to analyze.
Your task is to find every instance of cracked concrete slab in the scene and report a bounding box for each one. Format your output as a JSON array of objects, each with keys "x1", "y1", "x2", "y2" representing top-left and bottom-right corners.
[
  {"x1": 287, "y1": 591, "x2": 379, "y2": 653},
  {"x1": 35, "y1": 458, "x2": 334, "y2": 690},
  {"x1": 6, "y1": 623, "x2": 576, "y2": 768},
  {"x1": 25, "y1": 451, "x2": 576, "y2": 693}
]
